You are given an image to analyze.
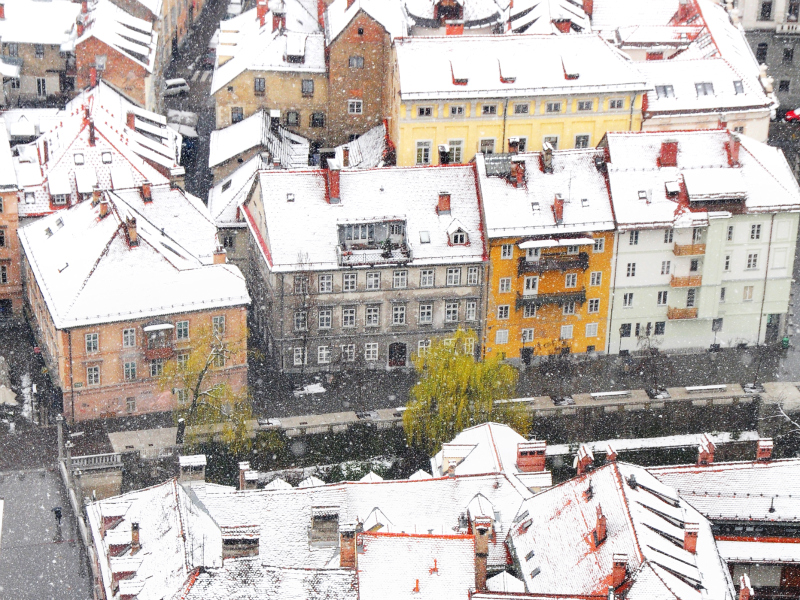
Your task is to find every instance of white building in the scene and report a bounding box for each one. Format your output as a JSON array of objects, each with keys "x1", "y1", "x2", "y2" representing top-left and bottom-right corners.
[{"x1": 602, "y1": 129, "x2": 800, "y2": 354}]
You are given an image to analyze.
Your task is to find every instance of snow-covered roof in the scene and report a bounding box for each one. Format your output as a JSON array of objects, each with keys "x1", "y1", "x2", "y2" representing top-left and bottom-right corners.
[
  {"x1": 18, "y1": 185, "x2": 250, "y2": 329},
  {"x1": 648, "y1": 458, "x2": 800, "y2": 523},
  {"x1": 244, "y1": 165, "x2": 485, "y2": 272},
  {"x1": 717, "y1": 540, "x2": 800, "y2": 564},
  {"x1": 328, "y1": 122, "x2": 392, "y2": 170},
  {"x1": 0, "y1": 120, "x2": 17, "y2": 191},
  {"x1": 476, "y1": 148, "x2": 615, "y2": 239},
  {"x1": 507, "y1": 462, "x2": 735, "y2": 600},
  {"x1": 591, "y1": 0, "x2": 680, "y2": 30},
  {"x1": 2, "y1": 109, "x2": 62, "y2": 140},
  {"x1": 208, "y1": 155, "x2": 260, "y2": 227},
  {"x1": 394, "y1": 34, "x2": 648, "y2": 100},
  {"x1": 603, "y1": 130, "x2": 800, "y2": 230},
  {"x1": 324, "y1": 0, "x2": 408, "y2": 43},
  {"x1": 509, "y1": 0, "x2": 591, "y2": 33},
  {"x1": 0, "y1": 0, "x2": 80, "y2": 45}
]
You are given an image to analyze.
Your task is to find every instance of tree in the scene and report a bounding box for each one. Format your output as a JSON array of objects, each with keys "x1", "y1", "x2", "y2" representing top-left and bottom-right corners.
[
  {"x1": 160, "y1": 323, "x2": 253, "y2": 454},
  {"x1": 403, "y1": 328, "x2": 529, "y2": 455}
]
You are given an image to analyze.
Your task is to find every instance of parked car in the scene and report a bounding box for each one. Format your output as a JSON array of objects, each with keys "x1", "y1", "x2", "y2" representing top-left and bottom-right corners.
[
  {"x1": 203, "y1": 47, "x2": 216, "y2": 69},
  {"x1": 785, "y1": 107, "x2": 800, "y2": 122},
  {"x1": 162, "y1": 78, "x2": 190, "y2": 97}
]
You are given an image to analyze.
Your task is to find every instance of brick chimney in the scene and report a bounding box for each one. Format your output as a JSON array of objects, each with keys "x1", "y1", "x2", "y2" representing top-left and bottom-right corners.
[
  {"x1": 0, "y1": 3, "x2": 5, "y2": 19},
  {"x1": 125, "y1": 217, "x2": 138, "y2": 247},
  {"x1": 437, "y1": 191, "x2": 451, "y2": 215},
  {"x1": 238, "y1": 461, "x2": 251, "y2": 490},
  {"x1": 346, "y1": 0, "x2": 356, "y2": 9},
  {"x1": 612, "y1": 554, "x2": 627, "y2": 589},
  {"x1": 140, "y1": 182, "x2": 152, "y2": 202},
  {"x1": 326, "y1": 169, "x2": 340, "y2": 203},
  {"x1": 90, "y1": 66, "x2": 98, "y2": 88},
  {"x1": 77, "y1": 18, "x2": 85, "y2": 37},
  {"x1": 510, "y1": 158, "x2": 526, "y2": 188},
  {"x1": 554, "y1": 19, "x2": 571, "y2": 32},
  {"x1": 43, "y1": 139, "x2": 49, "y2": 164},
  {"x1": 88, "y1": 120, "x2": 96, "y2": 146},
  {"x1": 474, "y1": 516, "x2": 492, "y2": 592},
  {"x1": 757, "y1": 438, "x2": 773, "y2": 461},
  {"x1": 342, "y1": 146, "x2": 350, "y2": 167},
  {"x1": 543, "y1": 142, "x2": 554, "y2": 173},
  {"x1": 726, "y1": 133, "x2": 741, "y2": 167},
  {"x1": 605, "y1": 443, "x2": 618, "y2": 463},
  {"x1": 99, "y1": 198, "x2": 109, "y2": 218},
  {"x1": 273, "y1": 11, "x2": 286, "y2": 31},
  {"x1": 131, "y1": 522, "x2": 141, "y2": 554},
  {"x1": 126, "y1": 112, "x2": 136, "y2": 130},
  {"x1": 698, "y1": 434, "x2": 715, "y2": 466},
  {"x1": 446, "y1": 460, "x2": 457, "y2": 476},
  {"x1": 576, "y1": 443, "x2": 593, "y2": 475},
  {"x1": 552, "y1": 193, "x2": 564, "y2": 224},
  {"x1": 684, "y1": 522, "x2": 699, "y2": 553},
  {"x1": 339, "y1": 522, "x2": 358, "y2": 569},
  {"x1": 92, "y1": 186, "x2": 101, "y2": 205},
  {"x1": 445, "y1": 20, "x2": 464, "y2": 35},
  {"x1": 213, "y1": 245, "x2": 227, "y2": 264},
  {"x1": 257, "y1": 0, "x2": 268, "y2": 26},
  {"x1": 658, "y1": 140, "x2": 678, "y2": 167},
  {"x1": 508, "y1": 137, "x2": 520, "y2": 154},
  {"x1": 516, "y1": 440, "x2": 546, "y2": 472},
  {"x1": 595, "y1": 505, "x2": 607, "y2": 546},
  {"x1": 739, "y1": 575, "x2": 754, "y2": 600},
  {"x1": 583, "y1": 0, "x2": 593, "y2": 17}
]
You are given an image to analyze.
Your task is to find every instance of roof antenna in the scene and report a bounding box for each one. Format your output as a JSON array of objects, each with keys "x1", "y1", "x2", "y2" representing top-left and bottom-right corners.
[{"x1": 769, "y1": 497, "x2": 776, "y2": 513}]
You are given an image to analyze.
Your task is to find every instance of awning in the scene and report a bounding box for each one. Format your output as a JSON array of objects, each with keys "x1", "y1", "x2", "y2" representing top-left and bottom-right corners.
[
  {"x1": 111, "y1": 167, "x2": 135, "y2": 190},
  {"x1": 143, "y1": 323, "x2": 174, "y2": 332},
  {"x1": 519, "y1": 237, "x2": 594, "y2": 249},
  {"x1": 75, "y1": 168, "x2": 98, "y2": 194},
  {"x1": 48, "y1": 171, "x2": 72, "y2": 196}
]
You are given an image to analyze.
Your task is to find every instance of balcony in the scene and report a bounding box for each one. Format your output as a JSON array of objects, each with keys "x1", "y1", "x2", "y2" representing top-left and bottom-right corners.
[
  {"x1": 517, "y1": 253, "x2": 589, "y2": 275},
  {"x1": 516, "y1": 289, "x2": 586, "y2": 310},
  {"x1": 673, "y1": 243, "x2": 705, "y2": 256},
  {"x1": 670, "y1": 275, "x2": 702, "y2": 287},
  {"x1": 667, "y1": 307, "x2": 698, "y2": 320},
  {"x1": 337, "y1": 243, "x2": 412, "y2": 267}
]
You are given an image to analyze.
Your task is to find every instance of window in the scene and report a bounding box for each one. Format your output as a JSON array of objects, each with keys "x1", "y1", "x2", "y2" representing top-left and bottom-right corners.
[
  {"x1": 343, "y1": 273, "x2": 357, "y2": 292},
  {"x1": 416, "y1": 141, "x2": 431, "y2": 165},
  {"x1": 222, "y1": 234, "x2": 235, "y2": 249},
  {"x1": 451, "y1": 231, "x2": 467, "y2": 245},
  {"x1": 7, "y1": 43, "x2": 18, "y2": 57},
  {"x1": 760, "y1": 0, "x2": 772, "y2": 19},
  {"x1": 687, "y1": 288, "x2": 697, "y2": 308},
  {"x1": 341, "y1": 344, "x2": 355, "y2": 362},
  {"x1": 366, "y1": 272, "x2": 380, "y2": 290},
  {"x1": 593, "y1": 238, "x2": 605, "y2": 253},
  {"x1": 349, "y1": 55, "x2": 364, "y2": 68},
  {"x1": 122, "y1": 328, "x2": 136, "y2": 348},
  {"x1": 733, "y1": 80, "x2": 744, "y2": 94},
  {"x1": 348, "y1": 99, "x2": 363, "y2": 115},
  {"x1": 419, "y1": 303, "x2": 433, "y2": 324},
  {"x1": 124, "y1": 361, "x2": 136, "y2": 381},
  {"x1": 177, "y1": 352, "x2": 189, "y2": 370},
  {"x1": 577, "y1": 100, "x2": 593, "y2": 111},
  {"x1": 623, "y1": 293, "x2": 634, "y2": 308},
  {"x1": 626, "y1": 263, "x2": 636, "y2": 277},
  {"x1": 448, "y1": 139, "x2": 464, "y2": 163},
  {"x1": 342, "y1": 307, "x2": 356, "y2": 328},
  {"x1": 420, "y1": 269, "x2": 434, "y2": 288},
  {"x1": 660, "y1": 260, "x2": 671, "y2": 275},
  {"x1": 482, "y1": 104, "x2": 497, "y2": 115},
  {"x1": 499, "y1": 277, "x2": 512, "y2": 293},
  {"x1": 524, "y1": 276, "x2": 538, "y2": 295},
  {"x1": 657, "y1": 291, "x2": 669, "y2": 306},
  {"x1": 724, "y1": 255, "x2": 731, "y2": 271},
  {"x1": 126, "y1": 397, "x2": 136, "y2": 413},
  {"x1": 301, "y1": 79, "x2": 314, "y2": 96},
  {"x1": 689, "y1": 259, "x2": 700, "y2": 273},
  {"x1": 497, "y1": 305, "x2": 510, "y2": 320},
  {"x1": 417, "y1": 106, "x2": 433, "y2": 117},
  {"x1": 254, "y1": 77, "x2": 265, "y2": 94},
  {"x1": 565, "y1": 273, "x2": 578, "y2": 288},
  {"x1": 747, "y1": 253, "x2": 759, "y2": 269},
  {"x1": 514, "y1": 103, "x2": 529, "y2": 114},
  {"x1": 318, "y1": 308, "x2": 332, "y2": 329},
  {"x1": 575, "y1": 134, "x2": 590, "y2": 148},
  {"x1": 0, "y1": 229, "x2": 4, "y2": 247},
  {"x1": 522, "y1": 328, "x2": 535, "y2": 343},
  {"x1": 590, "y1": 272, "x2": 602, "y2": 286},
  {"x1": 87, "y1": 366, "x2": 100, "y2": 386},
  {"x1": 73, "y1": 153, "x2": 85, "y2": 166},
  {"x1": 527, "y1": 248, "x2": 540, "y2": 261},
  {"x1": 0, "y1": 198, "x2": 3, "y2": 213},
  {"x1": 517, "y1": 138, "x2": 528, "y2": 152},
  {"x1": 317, "y1": 346, "x2": 331, "y2": 364},
  {"x1": 479, "y1": 139, "x2": 495, "y2": 155},
  {"x1": 176, "y1": 321, "x2": 189, "y2": 340},
  {"x1": 466, "y1": 300, "x2": 477, "y2": 321},
  {"x1": 620, "y1": 324, "x2": 632, "y2": 337},
  {"x1": 727, "y1": 225, "x2": 734, "y2": 241},
  {"x1": 501, "y1": 244, "x2": 513, "y2": 259},
  {"x1": 563, "y1": 302, "x2": 576, "y2": 315},
  {"x1": 560, "y1": 325, "x2": 573, "y2": 340},
  {"x1": 318, "y1": 274, "x2": 333, "y2": 293},
  {"x1": 450, "y1": 105, "x2": 465, "y2": 116},
  {"x1": 311, "y1": 113, "x2": 325, "y2": 127},
  {"x1": 446, "y1": 268, "x2": 461, "y2": 286},
  {"x1": 85, "y1": 333, "x2": 99, "y2": 353},
  {"x1": 546, "y1": 101, "x2": 561, "y2": 113},
  {"x1": 293, "y1": 348, "x2": 307, "y2": 366},
  {"x1": 231, "y1": 107, "x2": 244, "y2": 123},
  {"x1": 609, "y1": 98, "x2": 625, "y2": 109},
  {"x1": 36, "y1": 77, "x2": 47, "y2": 97},
  {"x1": 366, "y1": 305, "x2": 380, "y2": 327},
  {"x1": 566, "y1": 245, "x2": 579, "y2": 255},
  {"x1": 445, "y1": 302, "x2": 459, "y2": 322},
  {"x1": 523, "y1": 304, "x2": 537, "y2": 318},
  {"x1": 392, "y1": 304, "x2": 406, "y2": 325},
  {"x1": 655, "y1": 85, "x2": 675, "y2": 99},
  {"x1": 286, "y1": 111, "x2": 300, "y2": 127},
  {"x1": 212, "y1": 315, "x2": 226, "y2": 336},
  {"x1": 417, "y1": 340, "x2": 431, "y2": 355},
  {"x1": 52, "y1": 194, "x2": 69, "y2": 206},
  {"x1": 543, "y1": 136, "x2": 558, "y2": 149},
  {"x1": 294, "y1": 310, "x2": 308, "y2": 331},
  {"x1": 751, "y1": 224, "x2": 762, "y2": 240},
  {"x1": 695, "y1": 82, "x2": 714, "y2": 96},
  {"x1": 586, "y1": 323, "x2": 599, "y2": 338},
  {"x1": 3, "y1": 77, "x2": 12, "y2": 90},
  {"x1": 662, "y1": 230, "x2": 673, "y2": 245},
  {"x1": 720, "y1": 287, "x2": 726, "y2": 303},
  {"x1": 692, "y1": 227, "x2": 703, "y2": 244},
  {"x1": 150, "y1": 359, "x2": 164, "y2": 377},
  {"x1": 629, "y1": 231, "x2": 639, "y2": 245},
  {"x1": 365, "y1": 343, "x2": 379, "y2": 361},
  {"x1": 495, "y1": 329, "x2": 509, "y2": 345},
  {"x1": 757, "y1": 42, "x2": 768, "y2": 63},
  {"x1": 393, "y1": 270, "x2": 408, "y2": 289},
  {"x1": 588, "y1": 299, "x2": 600, "y2": 313}
]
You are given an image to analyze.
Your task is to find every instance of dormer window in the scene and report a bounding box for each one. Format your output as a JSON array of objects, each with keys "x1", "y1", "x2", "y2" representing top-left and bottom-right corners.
[
  {"x1": 101, "y1": 152, "x2": 113, "y2": 164},
  {"x1": 733, "y1": 80, "x2": 744, "y2": 94},
  {"x1": 451, "y1": 230, "x2": 468, "y2": 245},
  {"x1": 695, "y1": 82, "x2": 714, "y2": 96},
  {"x1": 74, "y1": 153, "x2": 85, "y2": 165},
  {"x1": 52, "y1": 194, "x2": 69, "y2": 205},
  {"x1": 655, "y1": 85, "x2": 675, "y2": 99},
  {"x1": 345, "y1": 223, "x2": 373, "y2": 241}
]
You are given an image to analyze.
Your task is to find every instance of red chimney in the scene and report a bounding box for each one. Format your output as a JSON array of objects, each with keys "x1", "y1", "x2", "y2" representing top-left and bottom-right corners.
[
  {"x1": 757, "y1": 438, "x2": 773, "y2": 461},
  {"x1": 554, "y1": 19, "x2": 571, "y2": 32},
  {"x1": 474, "y1": 516, "x2": 492, "y2": 592},
  {"x1": 126, "y1": 112, "x2": 136, "y2": 130},
  {"x1": 342, "y1": 145, "x2": 350, "y2": 167},
  {"x1": 340, "y1": 523, "x2": 358, "y2": 569},
  {"x1": 612, "y1": 554, "x2": 627, "y2": 589},
  {"x1": 347, "y1": 0, "x2": 356, "y2": 8},
  {"x1": 583, "y1": 0, "x2": 593, "y2": 17},
  {"x1": 327, "y1": 169, "x2": 340, "y2": 203},
  {"x1": 77, "y1": 19, "x2": 85, "y2": 36},
  {"x1": 273, "y1": 12, "x2": 286, "y2": 31},
  {"x1": 726, "y1": 133, "x2": 741, "y2": 167},
  {"x1": 238, "y1": 461, "x2": 250, "y2": 490},
  {"x1": 90, "y1": 66, "x2": 98, "y2": 88},
  {"x1": 739, "y1": 575, "x2": 754, "y2": 600},
  {"x1": 697, "y1": 434, "x2": 715, "y2": 466},
  {"x1": 516, "y1": 441, "x2": 546, "y2": 472},
  {"x1": 43, "y1": 139, "x2": 49, "y2": 164},
  {"x1": 88, "y1": 120, "x2": 96, "y2": 146},
  {"x1": 131, "y1": 522, "x2": 141, "y2": 554},
  {"x1": 257, "y1": 0, "x2": 268, "y2": 26},
  {"x1": 595, "y1": 505, "x2": 607, "y2": 545},
  {"x1": 0, "y1": 4, "x2": 5, "y2": 19},
  {"x1": 99, "y1": 198, "x2": 109, "y2": 218},
  {"x1": 552, "y1": 193, "x2": 564, "y2": 224},
  {"x1": 437, "y1": 191, "x2": 451, "y2": 214},
  {"x1": 446, "y1": 21, "x2": 464, "y2": 35},
  {"x1": 141, "y1": 182, "x2": 152, "y2": 202},
  {"x1": 81, "y1": 0, "x2": 88, "y2": 13},
  {"x1": 317, "y1": 0, "x2": 325, "y2": 27},
  {"x1": 510, "y1": 158, "x2": 526, "y2": 188},
  {"x1": 684, "y1": 522, "x2": 699, "y2": 553},
  {"x1": 658, "y1": 140, "x2": 678, "y2": 167},
  {"x1": 576, "y1": 443, "x2": 593, "y2": 475},
  {"x1": 605, "y1": 443, "x2": 618, "y2": 463}
]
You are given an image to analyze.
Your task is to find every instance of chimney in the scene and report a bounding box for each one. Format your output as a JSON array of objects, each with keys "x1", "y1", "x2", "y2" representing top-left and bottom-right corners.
[
  {"x1": 88, "y1": 120, "x2": 96, "y2": 146},
  {"x1": 126, "y1": 112, "x2": 136, "y2": 130},
  {"x1": 583, "y1": 0, "x2": 593, "y2": 17},
  {"x1": 605, "y1": 443, "x2": 618, "y2": 463},
  {"x1": 697, "y1": 434, "x2": 715, "y2": 466},
  {"x1": 726, "y1": 133, "x2": 741, "y2": 167},
  {"x1": 43, "y1": 139, "x2": 49, "y2": 164},
  {"x1": 576, "y1": 443, "x2": 593, "y2": 475},
  {"x1": 445, "y1": 20, "x2": 464, "y2": 35},
  {"x1": 342, "y1": 146, "x2": 350, "y2": 168},
  {"x1": 0, "y1": 3, "x2": 5, "y2": 19},
  {"x1": 140, "y1": 182, "x2": 152, "y2": 202},
  {"x1": 339, "y1": 522, "x2": 358, "y2": 569},
  {"x1": 92, "y1": 186, "x2": 101, "y2": 206},
  {"x1": 99, "y1": 198, "x2": 109, "y2": 218},
  {"x1": 317, "y1": 0, "x2": 325, "y2": 27},
  {"x1": 658, "y1": 140, "x2": 678, "y2": 167},
  {"x1": 554, "y1": 19, "x2": 571, "y2": 33},
  {"x1": 77, "y1": 18, "x2": 85, "y2": 37},
  {"x1": 739, "y1": 575, "x2": 754, "y2": 600},
  {"x1": 516, "y1": 440, "x2": 546, "y2": 472},
  {"x1": 131, "y1": 522, "x2": 141, "y2": 554},
  {"x1": 81, "y1": 0, "x2": 88, "y2": 13},
  {"x1": 552, "y1": 193, "x2": 564, "y2": 225},
  {"x1": 612, "y1": 554, "x2": 627, "y2": 589},
  {"x1": 594, "y1": 505, "x2": 607, "y2": 546},
  {"x1": 677, "y1": 0, "x2": 693, "y2": 21},
  {"x1": 213, "y1": 245, "x2": 227, "y2": 264},
  {"x1": 508, "y1": 137, "x2": 520, "y2": 154},
  {"x1": 437, "y1": 191, "x2": 451, "y2": 215},
  {"x1": 543, "y1": 143, "x2": 554, "y2": 173},
  {"x1": 510, "y1": 158, "x2": 526, "y2": 188},
  {"x1": 238, "y1": 461, "x2": 251, "y2": 490},
  {"x1": 346, "y1": 0, "x2": 355, "y2": 8},
  {"x1": 126, "y1": 217, "x2": 138, "y2": 247},
  {"x1": 269, "y1": 109, "x2": 280, "y2": 133},
  {"x1": 684, "y1": 522, "x2": 699, "y2": 553},
  {"x1": 90, "y1": 66, "x2": 98, "y2": 88},
  {"x1": 474, "y1": 516, "x2": 492, "y2": 592},
  {"x1": 446, "y1": 460, "x2": 457, "y2": 476},
  {"x1": 757, "y1": 438, "x2": 774, "y2": 461},
  {"x1": 326, "y1": 169, "x2": 340, "y2": 203},
  {"x1": 257, "y1": 0, "x2": 268, "y2": 26}
]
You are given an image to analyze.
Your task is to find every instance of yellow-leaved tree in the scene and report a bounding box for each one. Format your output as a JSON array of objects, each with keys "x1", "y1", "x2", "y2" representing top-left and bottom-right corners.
[
  {"x1": 159, "y1": 323, "x2": 253, "y2": 455},
  {"x1": 403, "y1": 328, "x2": 529, "y2": 455}
]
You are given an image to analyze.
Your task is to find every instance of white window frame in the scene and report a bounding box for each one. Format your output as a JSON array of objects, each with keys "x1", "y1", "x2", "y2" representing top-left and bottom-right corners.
[
  {"x1": 87, "y1": 365, "x2": 100, "y2": 385},
  {"x1": 317, "y1": 346, "x2": 331, "y2": 364},
  {"x1": 497, "y1": 305, "x2": 510, "y2": 320},
  {"x1": 593, "y1": 238, "x2": 605, "y2": 253},
  {"x1": 657, "y1": 291, "x2": 668, "y2": 306},
  {"x1": 446, "y1": 268, "x2": 461, "y2": 286},
  {"x1": 467, "y1": 267, "x2": 479, "y2": 285},
  {"x1": 343, "y1": 272, "x2": 357, "y2": 292},
  {"x1": 393, "y1": 270, "x2": 408, "y2": 289},
  {"x1": 661, "y1": 261, "x2": 671, "y2": 275},
  {"x1": 524, "y1": 275, "x2": 538, "y2": 296},
  {"x1": 124, "y1": 361, "x2": 136, "y2": 381},
  {"x1": 364, "y1": 343, "x2": 379, "y2": 361},
  {"x1": 347, "y1": 99, "x2": 363, "y2": 115},
  {"x1": 176, "y1": 320, "x2": 189, "y2": 340},
  {"x1": 588, "y1": 298, "x2": 600, "y2": 313},
  {"x1": 590, "y1": 272, "x2": 602, "y2": 286},
  {"x1": 747, "y1": 253, "x2": 759, "y2": 269},
  {"x1": 293, "y1": 348, "x2": 307, "y2": 366},
  {"x1": 522, "y1": 328, "x2": 535, "y2": 343},
  {"x1": 501, "y1": 244, "x2": 513, "y2": 259},
  {"x1": 416, "y1": 140, "x2": 432, "y2": 165},
  {"x1": 341, "y1": 344, "x2": 356, "y2": 362},
  {"x1": 366, "y1": 305, "x2": 380, "y2": 327},
  {"x1": 466, "y1": 300, "x2": 477, "y2": 321},
  {"x1": 392, "y1": 304, "x2": 406, "y2": 325},
  {"x1": 445, "y1": 301, "x2": 459, "y2": 323},
  {"x1": 122, "y1": 328, "x2": 136, "y2": 348},
  {"x1": 342, "y1": 307, "x2": 356, "y2": 328},
  {"x1": 585, "y1": 323, "x2": 599, "y2": 338},
  {"x1": 565, "y1": 273, "x2": 578, "y2": 288},
  {"x1": 546, "y1": 101, "x2": 562, "y2": 113},
  {"x1": 318, "y1": 308, "x2": 332, "y2": 329},
  {"x1": 318, "y1": 274, "x2": 333, "y2": 293},
  {"x1": 495, "y1": 329, "x2": 509, "y2": 345},
  {"x1": 623, "y1": 293, "x2": 634, "y2": 308},
  {"x1": 560, "y1": 325, "x2": 573, "y2": 340},
  {"x1": 85, "y1": 333, "x2": 99, "y2": 353},
  {"x1": 743, "y1": 285, "x2": 754, "y2": 302},
  {"x1": 563, "y1": 302, "x2": 576, "y2": 315}
]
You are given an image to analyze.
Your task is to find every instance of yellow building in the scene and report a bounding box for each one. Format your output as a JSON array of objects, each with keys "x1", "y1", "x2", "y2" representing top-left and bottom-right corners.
[
  {"x1": 475, "y1": 149, "x2": 616, "y2": 361},
  {"x1": 390, "y1": 34, "x2": 649, "y2": 166}
]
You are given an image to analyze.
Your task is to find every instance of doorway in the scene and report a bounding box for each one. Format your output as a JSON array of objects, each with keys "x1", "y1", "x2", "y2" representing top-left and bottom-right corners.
[{"x1": 388, "y1": 343, "x2": 406, "y2": 367}]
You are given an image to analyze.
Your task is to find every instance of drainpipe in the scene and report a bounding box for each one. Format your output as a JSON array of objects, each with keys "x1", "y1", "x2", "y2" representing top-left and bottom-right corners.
[
  {"x1": 279, "y1": 273, "x2": 285, "y2": 370},
  {"x1": 629, "y1": 93, "x2": 636, "y2": 132},
  {"x1": 606, "y1": 232, "x2": 622, "y2": 354},
  {"x1": 756, "y1": 213, "x2": 776, "y2": 344},
  {"x1": 67, "y1": 329, "x2": 75, "y2": 424},
  {"x1": 501, "y1": 97, "x2": 510, "y2": 152}
]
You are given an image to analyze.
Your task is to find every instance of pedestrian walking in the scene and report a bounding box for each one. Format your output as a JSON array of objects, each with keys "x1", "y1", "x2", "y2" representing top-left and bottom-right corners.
[{"x1": 53, "y1": 506, "x2": 62, "y2": 524}]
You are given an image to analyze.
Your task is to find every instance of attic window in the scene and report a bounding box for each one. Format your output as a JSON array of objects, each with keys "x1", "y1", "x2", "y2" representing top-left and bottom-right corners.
[
  {"x1": 420, "y1": 230, "x2": 430, "y2": 243},
  {"x1": 655, "y1": 85, "x2": 675, "y2": 99},
  {"x1": 530, "y1": 567, "x2": 541, "y2": 579},
  {"x1": 310, "y1": 509, "x2": 339, "y2": 546},
  {"x1": 581, "y1": 198, "x2": 589, "y2": 207},
  {"x1": 287, "y1": 193, "x2": 295, "y2": 202},
  {"x1": 74, "y1": 153, "x2": 85, "y2": 165},
  {"x1": 531, "y1": 202, "x2": 540, "y2": 212},
  {"x1": 45, "y1": 227, "x2": 53, "y2": 238},
  {"x1": 638, "y1": 190, "x2": 647, "y2": 200},
  {"x1": 56, "y1": 217, "x2": 64, "y2": 228},
  {"x1": 525, "y1": 549, "x2": 535, "y2": 561},
  {"x1": 665, "y1": 181, "x2": 680, "y2": 196},
  {"x1": 101, "y1": 152, "x2": 113, "y2": 164},
  {"x1": 695, "y1": 82, "x2": 714, "y2": 96},
  {"x1": 451, "y1": 230, "x2": 467, "y2": 245},
  {"x1": 733, "y1": 80, "x2": 744, "y2": 94},
  {"x1": 221, "y1": 180, "x2": 232, "y2": 192}
]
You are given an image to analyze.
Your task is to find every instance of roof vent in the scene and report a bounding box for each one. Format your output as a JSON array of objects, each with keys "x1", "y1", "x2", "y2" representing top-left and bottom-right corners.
[
  {"x1": 287, "y1": 193, "x2": 295, "y2": 202},
  {"x1": 627, "y1": 474, "x2": 638, "y2": 489}
]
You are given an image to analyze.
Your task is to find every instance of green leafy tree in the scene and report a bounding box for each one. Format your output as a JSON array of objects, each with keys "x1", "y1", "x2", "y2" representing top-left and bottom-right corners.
[
  {"x1": 403, "y1": 328, "x2": 529, "y2": 455},
  {"x1": 160, "y1": 323, "x2": 253, "y2": 455}
]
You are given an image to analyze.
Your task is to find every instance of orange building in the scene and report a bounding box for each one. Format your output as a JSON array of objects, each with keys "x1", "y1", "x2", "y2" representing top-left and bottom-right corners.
[
  {"x1": 475, "y1": 148, "x2": 615, "y2": 362},
  {"x1": 0, "y1": 122, "x2": 21, "y2": 318}
]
